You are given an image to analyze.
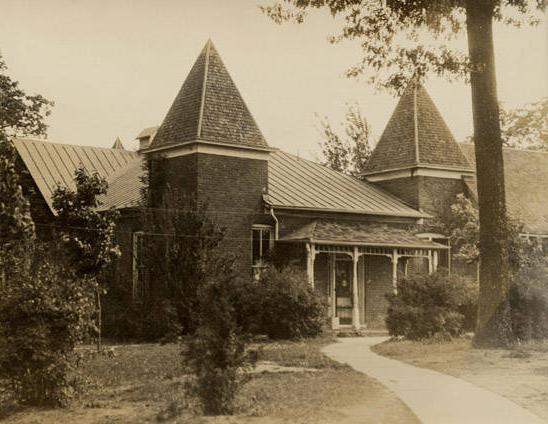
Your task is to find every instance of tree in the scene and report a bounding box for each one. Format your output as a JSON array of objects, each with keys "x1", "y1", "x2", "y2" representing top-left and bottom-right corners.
[
  {"x1": 500, "y1": 98, "x2": 548, "y2": 151},
  {"x1": 0, "y1": 54, "x2": 53, "y2": 243},
  {"x1": 140, "y1": 157, "x2": 235, "y2": 335},
  {"x1": 262, "y1": 0, "x2": 545, "y2": 347},
  {"x1": 0, "y1": 53, "x2": 52, "y2": 282},
  {"x1": 52, "y1": 167, "x2": 120, "y2": 349},
  {"x1": 317, "y1": 103, "x2": 373, "y2": 175}
]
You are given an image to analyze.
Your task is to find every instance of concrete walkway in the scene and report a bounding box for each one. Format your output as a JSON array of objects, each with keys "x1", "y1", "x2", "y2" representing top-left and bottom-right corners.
[{"x1": 322, "y1": 337, "x2": 546, "y2": 424}]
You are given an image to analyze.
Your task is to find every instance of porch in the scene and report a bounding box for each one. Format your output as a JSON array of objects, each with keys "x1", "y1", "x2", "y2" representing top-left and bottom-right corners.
[{"x1": 280, "y1": 221, "x2": 449, "y2": 330}]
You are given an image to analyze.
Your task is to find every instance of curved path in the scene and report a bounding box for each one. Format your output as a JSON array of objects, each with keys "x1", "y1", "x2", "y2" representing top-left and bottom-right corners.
[{"x1": 322, "y1": 337, "x2": 546, "y2": 424}]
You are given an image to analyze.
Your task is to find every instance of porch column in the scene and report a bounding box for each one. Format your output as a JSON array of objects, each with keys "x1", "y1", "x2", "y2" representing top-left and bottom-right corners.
[
  {"x1": 352, "y1": 246, "x2": 360, "y2": 330},
  {"x1": 306, "y1": 243, "x2": 315, "y2": 288},
  {"x1": 433, "y1": 250, "x2": 439, "y2": 272},
  {"x1": 428, "y1": 250, "x2": 433, "y2": 274},
  {"x1": 392, "y1": 248, "x2": 399, "y2": 294}
]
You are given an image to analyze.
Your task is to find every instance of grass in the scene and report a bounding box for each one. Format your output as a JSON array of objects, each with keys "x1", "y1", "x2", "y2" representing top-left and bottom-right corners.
[{"x1": 1, "y1": 336, "x2": 420, "y2": 424}]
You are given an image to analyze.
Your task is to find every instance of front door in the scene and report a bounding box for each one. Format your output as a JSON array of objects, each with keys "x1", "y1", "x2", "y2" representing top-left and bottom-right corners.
[{"x1": 335, "y1": 257, "x2": 353, "y2": 325}]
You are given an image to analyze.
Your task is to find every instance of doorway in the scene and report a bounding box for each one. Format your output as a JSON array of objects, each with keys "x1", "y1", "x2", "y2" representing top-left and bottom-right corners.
[{"x1": 335, "y1": 256, "x2": 353, "y2": 325}]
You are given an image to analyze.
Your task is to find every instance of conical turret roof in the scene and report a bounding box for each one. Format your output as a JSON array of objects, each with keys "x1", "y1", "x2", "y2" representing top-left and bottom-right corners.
[
  {"x1": 150, "y1": 40, "x2": 268, "y2": 150},
  {"x1": 365, "y1": 81, "x2": 472, "y2": 174}
]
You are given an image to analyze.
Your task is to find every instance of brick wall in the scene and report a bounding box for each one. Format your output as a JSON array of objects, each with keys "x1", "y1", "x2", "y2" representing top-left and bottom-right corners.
[
  {"x1": 374, "y1": 176, "x2": 466, "y2": 219},
  {"x1": 158, "y1": 152, "x2": 272, "y2": 276},
  {"x1": 364, "y1": 255, "x2": 393, "y2": 329},
  {"x1": 418, "y1": 176, "x2": 466, "y2": 218},
  {"x1": 376, "y1": 177, "x2": 420, "y2": 210}
]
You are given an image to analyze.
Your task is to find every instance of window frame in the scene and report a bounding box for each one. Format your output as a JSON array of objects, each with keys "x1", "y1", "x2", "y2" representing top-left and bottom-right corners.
[{"x1": 251, "y1": 224, "x2": 274, "y2": 275}]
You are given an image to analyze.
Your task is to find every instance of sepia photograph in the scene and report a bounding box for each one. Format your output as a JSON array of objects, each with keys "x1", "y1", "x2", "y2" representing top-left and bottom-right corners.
[{"x1": 0, "y1": 1, "x2": 547, "y2": 423}]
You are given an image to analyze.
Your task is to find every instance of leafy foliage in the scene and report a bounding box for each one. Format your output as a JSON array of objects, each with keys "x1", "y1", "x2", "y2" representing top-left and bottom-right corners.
[
  {"x1": 0, "y1": 55, "x2": 53, "y2": 137},
  {"x1": 500, "y1": 97, "x2": 548, "y2": 151},
  {"x1": 262, "y1": 1, "x2": 544, "y2": 93},
  {"x1": 386, "y1": 271, "x2": 478, "y2": 340},
  {"x1": 52, "y1": 167, "x2": 120, "y2": 276},
  {"x1": 434, "y1": 193, "x2": 544, "y2": 270},
  {"x1": 0, "y1": 136, "x2": 35, "y2": 245},
  {"x1": 509, "y1": 259, "x2": 548, "y2": 341},
  {"x1": 0, "y1": 246, "x2": 96, "y2": 406},
  {"x1": 140, "y1": 158, "x2": 234, "y2": 334},
  {"x1": 184, "y1": 274, "x2": 253, "y2": 415},
  {"x1": 317, "y1": 104, "x2": 373, "y2": 176},
  {"x1": 248, "y1": 266, "x2": 327, "y2": 339}
]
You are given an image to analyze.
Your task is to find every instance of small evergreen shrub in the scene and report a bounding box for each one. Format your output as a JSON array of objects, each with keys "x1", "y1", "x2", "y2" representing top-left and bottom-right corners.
[
  {"x1": 257, "y1": 266, "x2": 327, "y2": 339},
  {"x1": 386, "y1": 271, "x2": 477, "y2": 340},
  {"x1": 0, "y1": 249, "x2": 96, "y2": 406},
  {"x1": 509, "y1": 260, "x2": 548, "y2": 341},
  {"x1": 184, "y1": 275, "x2": 252, "y2": 415}
]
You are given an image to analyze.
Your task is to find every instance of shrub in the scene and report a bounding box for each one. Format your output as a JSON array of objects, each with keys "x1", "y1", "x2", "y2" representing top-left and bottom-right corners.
[
  {"x1": 509, "y1": 260, "x2": 548, "y2": 341},
  {"x1": 184, "y1": 274, "x2": 252, "y2": 415},
  {"x1": 385, "y1": 271, "x2": 477, "y2": 340},
  {"x1": 0, "y1": 247, "x2": 96, "y2": 406},
  {"x1": 256, "y1": 266, "x2": 327, "y2": 339}
]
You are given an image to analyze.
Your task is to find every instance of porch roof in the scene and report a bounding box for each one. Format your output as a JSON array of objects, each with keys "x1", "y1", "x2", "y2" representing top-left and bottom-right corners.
[{"x1": 280, "y1": 220, "x2": 448, "y2": 249}]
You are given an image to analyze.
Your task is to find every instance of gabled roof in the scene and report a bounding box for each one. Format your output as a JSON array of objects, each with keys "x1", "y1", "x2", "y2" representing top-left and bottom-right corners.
[
  {"x1": 13, "y1": 138, "x2": 139, "y2": 213},
  {"x1": 459, "y1": 143, "x2": 548, "y2": 235},
  {"x1": 136, "y1": 126, "x2": 159, "y2": 140},
  {"x1": 365, "y1": 81, "x2": 472, "y2": 174},
  {"x1": 112, "y1": 137, "x2": 124, "y2": 150},
  {"x1": 149, "y1": 40, "x2": 268, "y2": 150},
  {"x1": 267, "y1": 151, "x2": 427, "y2": 218},
  {"x1": 280, "y1": 220, "x2": 447, "y2": 249}
]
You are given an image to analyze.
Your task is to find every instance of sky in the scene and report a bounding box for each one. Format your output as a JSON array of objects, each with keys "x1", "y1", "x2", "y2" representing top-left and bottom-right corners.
[{"x1": 0, "y1": 0, "x2": 546, "y2": 159}]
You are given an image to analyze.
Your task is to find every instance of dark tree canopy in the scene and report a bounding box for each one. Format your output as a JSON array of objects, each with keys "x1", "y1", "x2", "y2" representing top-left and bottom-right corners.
[
  {"x1": 262, "y1": 0, "x2": 544, "y2": 93},
  {"x1": 0, "y1": 54, "x2": 53, "y2": 245},
  {"x1": 500, "y1": 98, "x2": 548, "y2": 151}
]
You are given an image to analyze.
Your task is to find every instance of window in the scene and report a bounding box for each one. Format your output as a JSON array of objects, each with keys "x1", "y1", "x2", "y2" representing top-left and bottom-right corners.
[{"x1": 251, "y1": 225, "x2": 273, "y2": 277}]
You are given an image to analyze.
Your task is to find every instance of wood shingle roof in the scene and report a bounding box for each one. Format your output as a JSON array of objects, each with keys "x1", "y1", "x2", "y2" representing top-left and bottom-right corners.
[
  {"x1": 150, "y1": 40, "x2": 268, "y2": 150},
  {"x1": 365, "y1": 82, "x2": 473, "y2": 174},
  {"x1": 459, "y1": 143, "x2": 548, "y2": 235}
]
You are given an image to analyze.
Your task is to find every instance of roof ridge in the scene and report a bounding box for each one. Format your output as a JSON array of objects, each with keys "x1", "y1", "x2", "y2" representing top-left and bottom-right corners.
[
  {"x1": 413, "y1": 83, "x2": 420, "y2": 165},
  {"x1": 14, "y1": 137, "x2": 139, "y2": 155},
  {"x1": 196, "y1": 40, "x2": 211, "y2": 139}
]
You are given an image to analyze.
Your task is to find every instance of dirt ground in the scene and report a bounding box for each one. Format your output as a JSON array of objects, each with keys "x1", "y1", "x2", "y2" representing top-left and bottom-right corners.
[
  {"x1": 373, "y1": 337, "x2": 548, "y2": 422},
  {"x1": 1, "y1": 339, "x2": 419, "y2": 424}
]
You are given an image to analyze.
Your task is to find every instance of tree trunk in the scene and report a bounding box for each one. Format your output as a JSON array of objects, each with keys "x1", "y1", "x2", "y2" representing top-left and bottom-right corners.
[
  {"x1": 465, "y1": 0, "x2": 513, "y2": 347},
  {"x1": 96, "y1": 284, "x2": 102, "y2": 352}
]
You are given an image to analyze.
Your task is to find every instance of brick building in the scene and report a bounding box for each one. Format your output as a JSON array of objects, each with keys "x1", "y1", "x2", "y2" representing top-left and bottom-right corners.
[{"x1": 12, "y1": 40, "x2": 548, "y2": 330}]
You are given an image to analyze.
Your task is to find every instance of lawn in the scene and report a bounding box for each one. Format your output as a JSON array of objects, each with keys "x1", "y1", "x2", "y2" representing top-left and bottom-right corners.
[
  {"x1": 372, "y1": 337, "x2": 548, "y2": 422},
  {"x1": 1, "y1": 336, "x2": 419, "y2": 424}
]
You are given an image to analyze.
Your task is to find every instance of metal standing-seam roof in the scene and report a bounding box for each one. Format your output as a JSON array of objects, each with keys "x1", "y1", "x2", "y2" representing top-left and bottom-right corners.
[
  {"x1": 13, "y1": 138, "x2": 426, "y2": 220},
  {"x1": 13, "y1": 138, "x2": 140, "y2": 213},
  {"x1": 267, "y1": 151, "x2": 427, "y2": 218}
]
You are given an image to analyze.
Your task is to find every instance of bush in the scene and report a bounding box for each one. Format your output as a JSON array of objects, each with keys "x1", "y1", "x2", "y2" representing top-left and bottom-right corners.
[
  {"x1": 0, "y1": 248, "x2": 96, "y2": 406},
  {"x1": 184, "y1": 274, "x2": 252, "y2": 415},
  {"x1": 254, "y1": 266, "x2": 327, "y2": 339},
  {"x1": 510, "y1": 260, "x2": 548, "y2": 341},
  {"x1": 385, "y1": 271, "x2": 477, "y2": 340},
  {"x1": 102, "y1": 296, "x2": 182, "y2": 343}
]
